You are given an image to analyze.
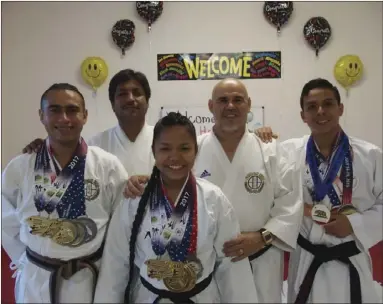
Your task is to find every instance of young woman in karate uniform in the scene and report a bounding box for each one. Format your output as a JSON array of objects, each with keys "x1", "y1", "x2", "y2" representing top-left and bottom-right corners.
[{"x1": 94, "y1": 112, "x2": 258, "y2": 303}]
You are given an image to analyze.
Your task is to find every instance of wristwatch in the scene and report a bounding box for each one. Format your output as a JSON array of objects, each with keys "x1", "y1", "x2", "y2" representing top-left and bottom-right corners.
[{"x1": 260, "y1": 228, "x2": 274, "y2": 245}]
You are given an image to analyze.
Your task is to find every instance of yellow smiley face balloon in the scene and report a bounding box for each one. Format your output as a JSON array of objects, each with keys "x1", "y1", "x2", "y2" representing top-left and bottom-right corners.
[
  {"x1": 81, "y1": 57, "x2": 108, "y2": 90},
  {"x1": 333, "y1": 55, "x2": 364, "y2": 89}
]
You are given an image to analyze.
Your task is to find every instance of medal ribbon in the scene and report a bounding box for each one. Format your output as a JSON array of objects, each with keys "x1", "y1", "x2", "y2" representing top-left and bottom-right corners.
[
  {"x1": 34, "y1": 138, "x2": 88, "y2": 219},
  {"x1": 150, "y1": 173, "x2": 198, "y2": 261},
  {"x1": 306, "y1": 131, "x2": 353, "y2": 208}
]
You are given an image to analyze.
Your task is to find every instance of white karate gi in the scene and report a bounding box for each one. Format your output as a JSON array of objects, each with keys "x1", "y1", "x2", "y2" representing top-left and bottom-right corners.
[
  {"x1": 88, "y1": 123, "x2": 155, "y2": 176},
  {"x1": 282, "y1": 135, "x2": 383, "y2": 303},
  {"x1": 94, "y1": 177, "x2": 259, "y2": 303},
  {"x1": 2, "y1": 146, "x2": 129, "y2": 303},
  {"x1": 193, "y1": 130, "x2": 303, "y2": 303}
]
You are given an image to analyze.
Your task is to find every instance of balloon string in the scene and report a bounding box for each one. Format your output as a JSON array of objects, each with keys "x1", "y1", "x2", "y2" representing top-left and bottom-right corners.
[
  {"x1": 92, "y1": 90, "x2": 100, "y2": 127},
  {"x1": 148, "y1": 21, "x2": 152, "y2": 52},
  {"x1": 343, "y1": 89, "x2": 348, "y2": 130},
  {"x1": 315, "y1": 48, "x2": 319, "y2": 57}
]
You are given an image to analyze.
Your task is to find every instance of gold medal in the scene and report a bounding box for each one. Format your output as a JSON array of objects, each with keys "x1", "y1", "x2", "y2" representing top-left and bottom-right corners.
[
  {"x1": 27, "y1": 216, "x2": 52, "y2": 232},
  {"x1": 146, "y1": 259, "x2": 176, "y2": 280},
  {"x1": 145, "y1": 258, "x2": 198, "y2": 292},
  {"x1": 163, "y1": 263, "x2": 196, "y2": 292},
  {"x1": 27, "y1": 216, "x2": 61, "y2": 237},
  {"x1": 337, "y1": 205, "x2": 357, "y2": 215},
  {"x1": 52, "y1": 220, "x2": 78, "y2": 246},
  {"x1": 42, "y1": 220, "x2": 62, "y2": 238}
]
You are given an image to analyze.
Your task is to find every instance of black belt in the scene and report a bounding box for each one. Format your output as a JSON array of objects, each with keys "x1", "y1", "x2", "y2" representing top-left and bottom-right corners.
[
  {"x1": 249, "y1": 244, "x2": 272, "y2": 261},
  {"x1": 248, "y1": 244, "x2": 272, "y2": 272},
  {"x1": 294, "y1": 234, "x2": 361, "y2": 304},
  {"x1": 26, "y1": 244, "x2": 104, "y2": 304},
  {"x1": 140, "y1": 273, "x2": 213, "y2": 304}
]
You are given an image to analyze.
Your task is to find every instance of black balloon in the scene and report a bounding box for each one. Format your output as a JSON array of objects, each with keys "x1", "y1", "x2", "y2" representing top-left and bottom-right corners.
[
  {"x1": 263, "y1": 1, "x2": 293, "y2": 33},
  {"x1": 111, "y1": 19, "x2": 135, "y2": 56},
  {"x1": 303, "y1": 17, "x2": 332, "y2": 56},
  {"x1": 136, "y1": 1, "x2": 163, "y2": 31}
]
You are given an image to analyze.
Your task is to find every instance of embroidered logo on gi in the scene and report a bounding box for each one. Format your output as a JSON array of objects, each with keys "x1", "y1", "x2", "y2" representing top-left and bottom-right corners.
[
  {"x1": 200, "y1": 170, "x2": 211, "y2": 178},
  {"x1": 244, "y1": 172, "x2": 265, "y2": 193},
  {"x1": 84, "y1": 179, "x2": 100, "y2": 201}
]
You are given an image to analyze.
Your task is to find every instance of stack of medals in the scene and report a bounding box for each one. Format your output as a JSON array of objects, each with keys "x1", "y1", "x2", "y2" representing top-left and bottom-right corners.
[
  {"x1": 145, "y1": 254, "x2": 203, "y2": 292},
  {"x1": 31, "y1": 140, "x2": 97, "y2": 247},
  {"x1": 146, "y1": 174, "x2": 203, "y2": 293},
  {"x1": 27, "y1": 216, "x2": 98, "y2": 247},
  {"x1": 307, "y1": 131, "x2": 357, "y2": 225}
]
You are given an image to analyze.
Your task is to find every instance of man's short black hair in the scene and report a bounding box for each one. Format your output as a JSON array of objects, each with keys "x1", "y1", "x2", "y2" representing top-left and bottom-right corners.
[
  {"x1": 40, "y1": 83, "x2": 85, "y2": 109},
  {"x1": 108, "y1": 69, "x2": 151, "y2": 105},
  {"x1": 300, "y1": 78, "x2": 341, "y2": 109}
]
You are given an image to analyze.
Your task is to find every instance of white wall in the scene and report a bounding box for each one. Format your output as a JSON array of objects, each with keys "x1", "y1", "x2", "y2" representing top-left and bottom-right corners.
[{"x1": 2, "y1": 1, "x2": 382, "y2": 168}]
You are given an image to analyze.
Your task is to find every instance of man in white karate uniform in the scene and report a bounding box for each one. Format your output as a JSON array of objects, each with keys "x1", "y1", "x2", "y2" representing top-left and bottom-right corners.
[
  {"x1": 86, "y1": 69, "x2": 155, "y2": 175},
  {"x1": 194, "y1": 78, "x2": 303, "y2": 303},
  {"x1": 2, "y1": 83, "x2": 128, "y2": 303},
  {"x1": 23, "y1": 69, "x2": 155, "y2": 177},
  {"x1": 126, "y1": 79, "x2": 304, "y2": 303},
  {"x1": 256, "y1": 78, "x2": 383, "y2": 303}
]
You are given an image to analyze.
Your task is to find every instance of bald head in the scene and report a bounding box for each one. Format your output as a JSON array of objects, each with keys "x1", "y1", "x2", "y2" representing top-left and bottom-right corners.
[
  {"x1": 211, "y1": 78, "x2": 249, "y2": 100},
  {"x1": 208, "y1": 78, "x2": 251, "y2": 134}
]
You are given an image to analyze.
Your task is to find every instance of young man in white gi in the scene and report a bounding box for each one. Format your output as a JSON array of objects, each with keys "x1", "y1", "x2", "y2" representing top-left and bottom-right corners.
[
  {"x1": 126, "y1": 78, "x2": 304, "y2": 303},
  {"x1": 256, "y1": 78, "x2": 383, "y2": 303},
  {"x1": 2, "y1": 83, "x2": 128, "y2": 303}
]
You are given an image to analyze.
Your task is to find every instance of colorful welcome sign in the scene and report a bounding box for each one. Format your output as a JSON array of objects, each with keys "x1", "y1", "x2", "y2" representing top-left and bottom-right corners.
[{"x1": 157, "y1": 52, "x2": 281, "y2": 81}]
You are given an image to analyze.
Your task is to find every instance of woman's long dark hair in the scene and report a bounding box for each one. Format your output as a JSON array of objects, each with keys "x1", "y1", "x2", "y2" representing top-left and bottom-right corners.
[{"x1": 124, "y1": 112, "x2": 197, "y2": 303}]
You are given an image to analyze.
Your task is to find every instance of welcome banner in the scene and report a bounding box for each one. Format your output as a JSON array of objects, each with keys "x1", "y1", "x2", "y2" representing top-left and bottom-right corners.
[
  {"x1": 157, "y1": 52, "x2": 281, "y2": 81},
  {"x1": 160, "y1": 106, "x2": 264, "y2": 136}
]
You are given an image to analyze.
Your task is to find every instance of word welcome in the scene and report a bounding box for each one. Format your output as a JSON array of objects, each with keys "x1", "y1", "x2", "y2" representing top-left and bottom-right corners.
[{"x1": 157, "y1": 52, "x2": 281, "y2": 81}]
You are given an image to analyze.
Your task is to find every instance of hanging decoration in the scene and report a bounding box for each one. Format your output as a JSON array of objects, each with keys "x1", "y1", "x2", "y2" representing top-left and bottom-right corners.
[
  {"x1": 111, "y1": 19, "x2": 135, "y2": 56},
  {"x1": 263, "y1": 1, "x2": 293, "y2": 33},
  {"x1": 333, "y1": 55, "x2": 364, "y2": 93},
  {"x1": 80, "y1": 57, "x2": 108, "y2": 91},
  {"x1": 303, "y1": 17, "x2": 331, "y2": 57},
  {"x1": 136, "y1": 1, "x2": 163, "y2": 32}
]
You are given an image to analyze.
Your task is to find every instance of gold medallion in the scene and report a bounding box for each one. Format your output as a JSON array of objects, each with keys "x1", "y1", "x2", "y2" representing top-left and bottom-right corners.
[
  {"x1": 337, "y1": 205, "x2": 358, "y2": 216},
  {"x1": 146, "y1": 259, "x2": 176, "y2": 280},
  {"x1": 42, "y1": 220, "x2": 62, "y2": 238},
  {"x1": 27, "y1": 216, "x2": 61, "y2": 237},
  {"x1": 145, "y1": 258, "x2": 198, "y2": 292},
  {"x1": 27, "y1": 216, "x2": 51, "y2": 230},
  {"x1": 163, "y1": 263, "x2": 196, "y2": 292},
  {"x1": 52, "y1": 220, "x2": 78, "y2": 246}
]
